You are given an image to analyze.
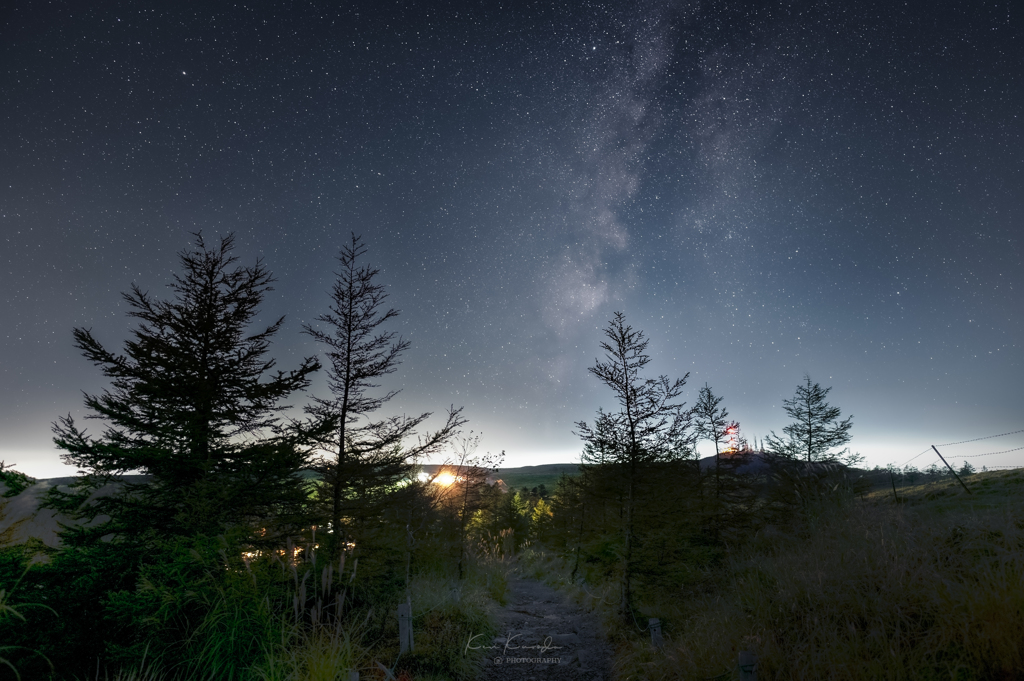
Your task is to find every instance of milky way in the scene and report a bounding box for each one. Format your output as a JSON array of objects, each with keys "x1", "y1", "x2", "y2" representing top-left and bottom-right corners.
[{"x1": 1, "y1": 0, "x2": 1021, "y2": 477}]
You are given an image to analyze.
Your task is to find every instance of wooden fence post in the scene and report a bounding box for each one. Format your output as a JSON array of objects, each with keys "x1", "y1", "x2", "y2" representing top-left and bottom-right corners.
[
  {"x1": 649, "y1": 618, "x2": 663, "y2": 648},
  {"x1": 739, "y1": 650, "x2": 757, "y2": 681},
  {"x1": 397, "y1": 602, "x2": 414, "y2": 654},
  {"x1": 931, "y1": 445, "x2": 972, "y2": 494}
]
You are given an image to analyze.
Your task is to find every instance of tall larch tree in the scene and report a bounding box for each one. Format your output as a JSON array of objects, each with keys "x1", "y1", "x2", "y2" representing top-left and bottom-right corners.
[
  {"x1": 764, "y1": 375, "x2": 853, "y2": 463},
  {"x1": 303, "y1": 233, "x2": 463, "y2": 559},
  {"x1": 575, "y1": 311, "x2": 691, "y2": 623}
]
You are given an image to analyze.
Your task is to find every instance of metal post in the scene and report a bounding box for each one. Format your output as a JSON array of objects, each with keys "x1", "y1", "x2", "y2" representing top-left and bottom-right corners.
[{"x1": 931, "y1": 446, "x2": 972, "y2": 495}]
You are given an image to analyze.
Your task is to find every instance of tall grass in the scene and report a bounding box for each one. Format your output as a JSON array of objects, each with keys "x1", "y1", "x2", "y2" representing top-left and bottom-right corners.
[
  {"x1": 251, "y1": 530, "x2": 503, "y2": 681},
  {"x1": 255, "y1": 614, "x2": 365, "y2": 681},
  {"x1": 466, "y1": 528, "x2": 519, "y2": 605},
  {"x1": 0, "y1": 567, "x2": 55, "y2": 680},
  {"x1": 1, "y1": 525, "x2": 506, "y2": 681},
  {"x1": 617, "y1": 478, "x2": 1024, "y2": 680}
]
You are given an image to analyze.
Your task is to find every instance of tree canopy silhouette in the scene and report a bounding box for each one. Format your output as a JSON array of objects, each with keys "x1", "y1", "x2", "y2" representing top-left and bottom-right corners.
[
  {"x1": 303, "y1": 233, "x2": 464, "y2": 558},
  {"x1": 765, "y1": 375, "x2": 853, "y2": 463},
  {"x1": 50, "y1": 233, "x2": 320, "y2": 545},
  {"x1": 575, "y1": 311, "x2": 691, "y2": 622}
]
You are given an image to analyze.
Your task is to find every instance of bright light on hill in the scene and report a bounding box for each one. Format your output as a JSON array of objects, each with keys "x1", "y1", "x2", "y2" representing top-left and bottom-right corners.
[{"x1": 434, "y1": 472, "x2": 457, "y2": 486}]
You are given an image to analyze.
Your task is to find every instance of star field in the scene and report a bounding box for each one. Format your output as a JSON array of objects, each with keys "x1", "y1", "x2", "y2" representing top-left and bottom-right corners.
[{"x1": 2, "y1": 0, "x2": 1021, "y2": 477}]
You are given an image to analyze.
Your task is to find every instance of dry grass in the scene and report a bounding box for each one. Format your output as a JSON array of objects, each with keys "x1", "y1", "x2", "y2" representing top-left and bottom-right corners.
[{"x1": 618, "y1": 470, "x2": 1024, "y2": 680}]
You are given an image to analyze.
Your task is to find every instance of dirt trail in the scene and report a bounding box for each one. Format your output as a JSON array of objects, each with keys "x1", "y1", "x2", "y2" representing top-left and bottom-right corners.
[{"x1": 477, "y1": 576, "x2": 613, "y2": 681}]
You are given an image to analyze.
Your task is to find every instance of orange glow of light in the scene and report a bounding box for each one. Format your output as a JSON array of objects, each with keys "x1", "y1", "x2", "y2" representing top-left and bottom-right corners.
[{"x1": 434, "y1": 472, "x2": 458, "y2": 486}]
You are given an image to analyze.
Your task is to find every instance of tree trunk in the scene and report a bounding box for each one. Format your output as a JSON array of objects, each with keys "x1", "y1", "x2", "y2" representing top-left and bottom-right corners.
[
  {"x1": 332, "y1": 420, "x2": 346, "y2": 559},
  {"x1": 621, "y1": 452, "x2": 636, "y2": 623}
]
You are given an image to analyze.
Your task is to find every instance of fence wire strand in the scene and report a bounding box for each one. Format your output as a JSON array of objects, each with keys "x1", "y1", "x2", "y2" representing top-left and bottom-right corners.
[
  {"x1": 900, "y1": 448, "x2": 933, "y2": 468},
  {"x1": 935, "y1": 429, "x2": 1024, "y2": 447},
  {"x1": 944, "y1": 445, "x2": 1024, "y2": 459},
  {"x1": 886, "y1": 428, "x2": 1024, "y2": 470}
]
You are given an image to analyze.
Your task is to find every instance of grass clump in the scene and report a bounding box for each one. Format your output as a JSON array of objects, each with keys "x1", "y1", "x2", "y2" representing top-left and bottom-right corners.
[{"x1": 255, "y1": 617, "x2": 365, "y2": 681}]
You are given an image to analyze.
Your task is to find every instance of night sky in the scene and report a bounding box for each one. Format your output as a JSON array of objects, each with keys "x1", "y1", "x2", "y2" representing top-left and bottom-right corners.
[{"x1": 2, "y1": 0, "x2": 1021, "y2": 479}]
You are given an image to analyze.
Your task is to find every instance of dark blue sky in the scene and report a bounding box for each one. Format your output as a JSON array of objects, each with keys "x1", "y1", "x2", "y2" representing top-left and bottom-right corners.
[{"x1": 2, "y1": 0, "x2": 1021, "y2": 478}]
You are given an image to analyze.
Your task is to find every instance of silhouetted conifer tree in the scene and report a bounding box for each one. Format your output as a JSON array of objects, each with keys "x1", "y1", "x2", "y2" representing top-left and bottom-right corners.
[
  {"x1": 303, "y1": 233, "x2": 463, "y2": 558},
  {"x1": 575, "y1": 311, "x2": 691, "y2": 623},
  {"x1": 764, "y1": 375, "x2": 853, "y2": 463},
  {"x1": 693, "y1": 383, "x2": 730, "y2": 499},
  {"x1": 50, "y1": 233, "x2": 319, "y2": 546}
]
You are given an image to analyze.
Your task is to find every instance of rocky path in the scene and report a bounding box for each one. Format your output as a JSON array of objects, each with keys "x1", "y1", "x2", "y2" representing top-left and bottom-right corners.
[{"x1": 477, "y1": 576, "x2": 613, "y2": 681}]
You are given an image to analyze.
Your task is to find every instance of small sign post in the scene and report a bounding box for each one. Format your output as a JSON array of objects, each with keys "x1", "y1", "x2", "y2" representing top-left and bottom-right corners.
[
  {"x1": 649, "y1": 618, "x2": 663, "y2": 648},
  {"x1": 397, "y1": 603, "x2": 414, "y2": 654}
]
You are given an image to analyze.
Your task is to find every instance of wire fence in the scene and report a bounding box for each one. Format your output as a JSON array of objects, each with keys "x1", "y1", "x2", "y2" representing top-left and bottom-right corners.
[{"x1": 868, "y1": 428, "x2": 1024, "y2": 484}]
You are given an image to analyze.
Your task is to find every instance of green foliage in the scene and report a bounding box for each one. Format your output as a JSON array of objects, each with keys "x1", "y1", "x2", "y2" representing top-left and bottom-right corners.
[
  {"x1": 530, "y1": 498, "x2": 554, "y2": 541},
  {"x1": 101, "y1": 533, "x2": 289, "y2": 678},
  {"x1": 256, "y1": 621, "x2": 363, "y2": 681},
  {"x1": 426, "y1": 434, "x2": 503, "y2": 580},
  {"x1": 399, "y1": 573, "x2": 497, "y2": 680},
  {"x1": 0, "y1": 538, "x2": 141, "y2": 678},
  {"x1": 614, "y1": 472, "x2": 1024, "y2": 680},
  {"x1": 540, "y1": 467, "x2": 1024, "y2": 681},
  {"x1": 491, "y1": 492, "x2": 530, "y2": 548},
  {"x1": 9, "y1": 233, "x2": 509, "y2": 681},
  {"x1": 24, "y1": 234, "x2": 339, "y2": 678}
]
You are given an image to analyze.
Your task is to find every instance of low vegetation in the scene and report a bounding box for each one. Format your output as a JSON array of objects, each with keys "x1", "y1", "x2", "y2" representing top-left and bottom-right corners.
[
  {"x1": 525, "y1": 467, "x2": 1024, "y2": 680},
  {"x1": 0, "y1": 477, "x2": 522, "y2": 681}
]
